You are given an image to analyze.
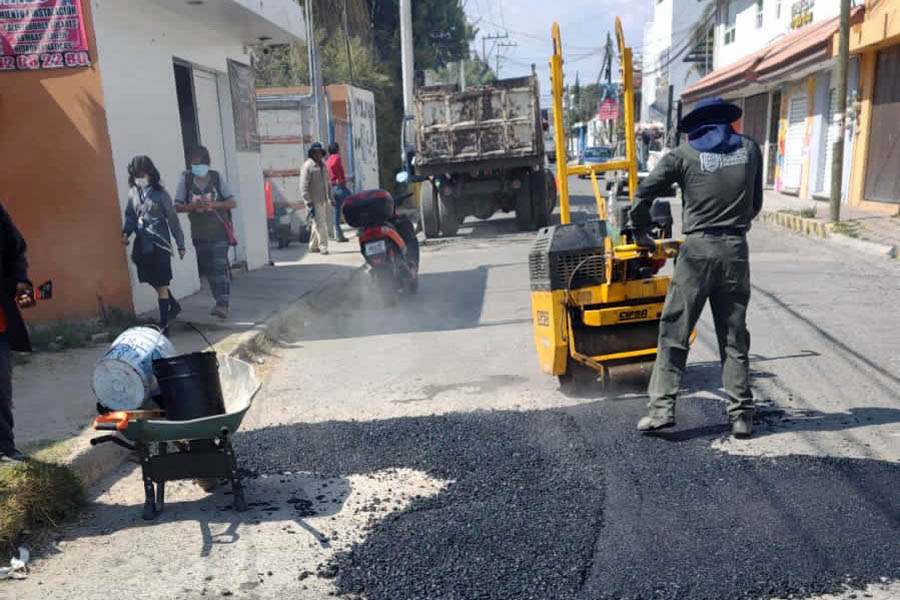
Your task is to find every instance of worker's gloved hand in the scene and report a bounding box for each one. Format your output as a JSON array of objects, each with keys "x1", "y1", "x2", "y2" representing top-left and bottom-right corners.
[{"x1": 633, "y1": 229, "x2": 655, "y2": 249}]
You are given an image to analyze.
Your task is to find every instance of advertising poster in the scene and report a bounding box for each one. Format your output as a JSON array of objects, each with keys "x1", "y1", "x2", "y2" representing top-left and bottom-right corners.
[{"x1": 0, "y1": 0, "x2": 91, "y2": 72}]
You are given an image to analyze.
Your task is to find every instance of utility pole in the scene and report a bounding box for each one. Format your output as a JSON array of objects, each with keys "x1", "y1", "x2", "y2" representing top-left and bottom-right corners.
[
  {"x1": 342, "y1": 0, "x2": 354, "y2": 86},
  {"x1": 460, "y1": 58, "x2": 466, "y2": 90},
  {"x1": 829, "y1": 0, "x2": 850, "y2": 223},
  {"x1": 482, "y1": 32, "x2": 509, "y2": 72},
  {"x1": 495, "y1": 40, "x2": 517, "y2": 78},
  {"x1": 399, "y1": 0, "x2": 415, "y2": 116},
  {"x1": 306, "y1": 0, "x2": 327, "y2": 144},
  {"x1": 342, "y1": 0, "x2": 356, "y2": 189}
]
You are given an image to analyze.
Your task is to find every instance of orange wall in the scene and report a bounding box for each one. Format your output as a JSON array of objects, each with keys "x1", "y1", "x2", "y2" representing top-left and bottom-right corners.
[{"x1": 0, "y1": 0, "x2": 132, "y2": 322}]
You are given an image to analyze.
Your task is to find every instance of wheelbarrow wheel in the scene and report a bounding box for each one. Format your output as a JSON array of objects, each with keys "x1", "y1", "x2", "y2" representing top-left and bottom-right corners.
[
  {"x1": 155, "y1": 481, "x2": 166, "y2": 513},
  {"x1": 232, "y1": 481, "x2": 248, "y2": 512}
]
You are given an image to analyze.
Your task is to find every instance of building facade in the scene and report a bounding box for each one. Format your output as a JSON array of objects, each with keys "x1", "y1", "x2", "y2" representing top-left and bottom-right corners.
[
  {"x1": 0, "y1": 0, "x2": 306, "y2": 321},
  {"x1": 846, "y1": 0, "x2": 900, "y2": 208},
  {"x1": 641, "y1": 0, "x2": 709, "y2": 134},
  {"x1": 684, "y1": 0, "x2": 866, "y2": 205}
]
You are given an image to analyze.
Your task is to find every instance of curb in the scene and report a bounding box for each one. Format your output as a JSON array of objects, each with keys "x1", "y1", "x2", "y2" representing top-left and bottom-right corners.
[
  {"x1": 66, "y1": 265, "x2": 365, "y2": 490},
  {"x1": 759, "y1": 211, "x2": 829, "y2": 239},
  {"x1": 759, "y1": 210, "x2": 899, "y2": 261}
]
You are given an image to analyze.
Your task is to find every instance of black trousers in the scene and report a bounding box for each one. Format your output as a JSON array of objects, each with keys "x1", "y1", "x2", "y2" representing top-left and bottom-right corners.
[{"x1": 0, "y1": 335, "x2": 14, "y2": 454}]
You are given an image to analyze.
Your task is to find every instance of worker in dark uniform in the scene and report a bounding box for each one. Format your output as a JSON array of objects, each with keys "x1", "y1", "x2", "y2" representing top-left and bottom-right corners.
[{"x1": 630, "y1": 97, "x2": 763, "y2": 438}]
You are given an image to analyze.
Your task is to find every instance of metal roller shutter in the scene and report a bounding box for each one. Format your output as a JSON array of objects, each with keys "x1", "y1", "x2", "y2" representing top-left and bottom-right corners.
[
  {"x1": 782, "y1": 93, "x2": 807, "y2": 191},
  {"x1": 820, "y1": 89, "x2": 840, "y2": 196}
]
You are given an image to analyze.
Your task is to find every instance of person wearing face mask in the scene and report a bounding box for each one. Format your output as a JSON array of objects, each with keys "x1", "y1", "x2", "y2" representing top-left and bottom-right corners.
[
  {"x1": 121, "y1": 155, "x2": 186, "y2": 329},
  {"x1": 630, "y1": 98, "x2": 763, "y2": 438},
  {"x1": 174, "y1": 146, "x2": 238, "y2": 319}
]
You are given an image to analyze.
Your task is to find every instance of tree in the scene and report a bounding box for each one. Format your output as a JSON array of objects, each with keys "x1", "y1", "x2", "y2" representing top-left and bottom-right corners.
[
  {"x1": 255, "y1": 0, "x2": 477, "y2": 187},
  {"x1": 428, "y1": 53, "x2": 497, "y2": 87}
]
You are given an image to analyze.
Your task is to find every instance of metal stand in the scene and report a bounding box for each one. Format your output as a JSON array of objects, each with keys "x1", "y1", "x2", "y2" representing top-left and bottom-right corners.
[{"x1": 131, "y1": 433, "x2": 246, "y2": 521}]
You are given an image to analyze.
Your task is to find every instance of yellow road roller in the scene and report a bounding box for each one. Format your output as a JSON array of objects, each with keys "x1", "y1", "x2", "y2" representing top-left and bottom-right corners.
[{"x1": 529, "y1": 19, "x2": 686, "y2": 391}]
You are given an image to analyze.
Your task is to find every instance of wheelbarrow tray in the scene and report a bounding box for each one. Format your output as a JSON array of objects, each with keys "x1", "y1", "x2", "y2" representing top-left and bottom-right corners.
[{"x1": 120, "y1": 355, "x2": 260, "y2": 443}]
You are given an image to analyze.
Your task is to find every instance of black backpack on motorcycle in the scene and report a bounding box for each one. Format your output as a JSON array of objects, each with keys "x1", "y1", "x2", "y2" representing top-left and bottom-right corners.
[{"x1": 342, "y1": 189, "x2": 394, "y2": 227}]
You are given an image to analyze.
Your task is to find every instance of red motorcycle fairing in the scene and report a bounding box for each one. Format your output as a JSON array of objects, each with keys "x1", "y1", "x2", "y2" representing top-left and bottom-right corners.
[{"x1": 359, "y1": 224, "x2": 408, "y2": 255}]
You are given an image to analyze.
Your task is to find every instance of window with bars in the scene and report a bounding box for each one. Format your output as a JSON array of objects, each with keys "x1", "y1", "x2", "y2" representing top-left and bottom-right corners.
[{"x1": 756, "y1": 0, "x2": 764, "y2": 27}]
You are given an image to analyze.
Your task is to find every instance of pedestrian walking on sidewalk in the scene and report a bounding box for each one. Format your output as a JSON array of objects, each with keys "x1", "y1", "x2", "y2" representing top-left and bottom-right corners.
[
  {"x1": 121, "y1": 156, "x2": 186, "y2": 329},
  {"x1": 300, "y1": 142, "x2": 334, "y2": 255},
  {"x1": 630, "y1": 97, "x2": 763, "y2": 438},
  {"x1": 326, "y1": 142, "x2": 350, "y2": 243},
  {"x1": 0, "y1": 204, "x2": 35, "y2": 464},
  {"x1": 175, "y1": 146, "x2": 238, "y2": 319}
]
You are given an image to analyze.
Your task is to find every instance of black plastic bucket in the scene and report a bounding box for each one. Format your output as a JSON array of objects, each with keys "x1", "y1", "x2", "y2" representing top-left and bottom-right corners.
[{"x1": 152, "y1": 351, "x2": 226, "y2": 421}]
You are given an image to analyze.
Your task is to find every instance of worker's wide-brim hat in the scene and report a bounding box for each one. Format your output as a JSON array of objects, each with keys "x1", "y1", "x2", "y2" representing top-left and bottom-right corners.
[{"x1": 678, "y1": 97, "x2": 743, "y2": 133}]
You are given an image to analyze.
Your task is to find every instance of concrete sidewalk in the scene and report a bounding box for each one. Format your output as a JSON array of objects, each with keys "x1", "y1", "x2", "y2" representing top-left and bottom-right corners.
[
  {"x1": 760, "y1": 191, "x2": 900, "y2": 255},
  {"x1": 13, "y1": 237, "x2": 363, "y2": 484}
]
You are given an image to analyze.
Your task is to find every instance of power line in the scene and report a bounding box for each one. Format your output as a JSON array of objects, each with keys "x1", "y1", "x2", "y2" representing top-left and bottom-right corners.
[{"x1": 495, "y1": 39, "x2": 517, "y2": 77}]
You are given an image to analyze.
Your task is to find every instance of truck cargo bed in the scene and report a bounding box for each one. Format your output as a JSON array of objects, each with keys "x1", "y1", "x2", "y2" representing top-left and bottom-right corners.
[{"x1": 414, "y1": 76, "x2": 543, "y2": 172}]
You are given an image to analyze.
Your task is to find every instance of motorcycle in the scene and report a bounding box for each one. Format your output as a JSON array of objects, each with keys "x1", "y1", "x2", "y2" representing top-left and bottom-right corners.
[
  {"x1": 268, "y1": 204, "x2": 312, "y2": 248},
  {"x1": 342, "y1": 189, "x2": 419, "y2": 303}
]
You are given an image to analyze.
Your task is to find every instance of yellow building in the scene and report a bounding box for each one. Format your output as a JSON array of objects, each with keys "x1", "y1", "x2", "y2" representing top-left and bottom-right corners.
[{"x1": 847, "y1": 0, "x2": 900, "y2": 210}]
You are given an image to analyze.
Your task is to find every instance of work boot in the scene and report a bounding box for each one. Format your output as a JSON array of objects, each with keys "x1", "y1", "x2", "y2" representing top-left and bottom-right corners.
[
  {"x1": 637, "y1": 414, "x2": 675, "y2": 432},
  {"x1": 732, "y1": 412, "x2": 754, "y2": 438},
  {"x1": 0, "y1": 449, "x2": 29, "y2": 465}
]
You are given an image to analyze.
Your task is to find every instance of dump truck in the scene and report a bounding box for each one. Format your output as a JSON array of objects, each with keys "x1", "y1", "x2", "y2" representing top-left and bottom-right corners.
[{"x1": 407, "y1": 74, "x2": 556, "y2": 237}]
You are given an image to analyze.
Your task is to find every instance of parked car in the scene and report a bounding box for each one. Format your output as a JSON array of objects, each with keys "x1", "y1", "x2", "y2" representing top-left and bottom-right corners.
[{"x1": 577, "y1": 146, "x2": 612, "y2": 178}]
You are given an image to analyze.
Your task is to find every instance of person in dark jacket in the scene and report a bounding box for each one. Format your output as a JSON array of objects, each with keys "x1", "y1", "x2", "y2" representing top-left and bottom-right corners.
[
  {"x1": 121, "y1": 156, "x2": 186, "y2": 329},
  {"x1": 0, "y1": 204, "x2": 35, "y2": 464},
  {"x1": 174, "y1": 146, "x2": 238, "y2": 319},
  {"x1": 630, "y1": 97, "x2": 763, "y2": 438}
]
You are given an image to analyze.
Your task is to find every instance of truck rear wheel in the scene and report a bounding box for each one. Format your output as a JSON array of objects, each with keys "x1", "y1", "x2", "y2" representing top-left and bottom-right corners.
[
  {"x1": 530, "y1": 170, "x2": 551, "y2": 229},
  {"x1": 515, "y1": 174, "x2": 534, "y2": 231},
  {"x1": 438, "y1": 191, "x2": 459, "y2": 237},
  {"x1": 420, "y1": 183, "x2": 440, "y2": 238}
]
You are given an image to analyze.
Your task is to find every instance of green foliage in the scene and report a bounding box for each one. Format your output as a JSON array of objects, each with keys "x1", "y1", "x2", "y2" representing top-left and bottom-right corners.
[
  {"x1": 428, "y1": 54, "x2": 497, "y2": 87},
  {"x1": 0, "y1": 460, "x2": 85, "y2": 558},
  {"x1": 799, "y1": 206, "x2": 818, "y2": 219},
  {"x1": 257, "y1": 0, "x2": 476, "y2": 187}
]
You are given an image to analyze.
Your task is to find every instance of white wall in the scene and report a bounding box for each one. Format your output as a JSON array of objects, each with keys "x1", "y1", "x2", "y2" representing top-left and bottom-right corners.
[
  {"x1": 91, "y1": 0, "x2": 272, "y2": 314},
  {"x1": 640, "y1": 0, "x2": 704, "y2": 123},
  {"x1": 349, "y1": 87, "x2": 379, "y2": 191},
  {"x1": 715, "y1": 0, "x2": 842, "y2": 68}
]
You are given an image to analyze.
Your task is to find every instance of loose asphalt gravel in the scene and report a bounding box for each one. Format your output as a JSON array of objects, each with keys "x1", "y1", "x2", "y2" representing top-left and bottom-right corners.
[
  {"x1": 8, "y1": 181, "x2": 899, "y2": 600},
  {"x1": 234, "y1": 392, "x2": 900, "y2": 600}
]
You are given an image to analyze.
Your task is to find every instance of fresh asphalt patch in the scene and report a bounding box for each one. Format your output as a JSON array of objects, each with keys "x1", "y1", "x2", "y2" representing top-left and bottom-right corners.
[{"x1": 234, "y1": 397, "x2": 900, "y2": 600}]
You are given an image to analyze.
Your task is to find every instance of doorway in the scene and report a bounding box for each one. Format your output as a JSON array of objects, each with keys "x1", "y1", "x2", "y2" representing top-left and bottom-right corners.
[
  {"x1": 174, "y1": 61, "x2": 199, "y2": 167},
  {"x1": 766, "y1": 91, "x2": 781, "y2": 187},
  {"x1": 173, "y1": 61, "x2": 228, "y2": 177},
  {"x1": 864, "y1": 46, "x2": 900, "y2": 204}
]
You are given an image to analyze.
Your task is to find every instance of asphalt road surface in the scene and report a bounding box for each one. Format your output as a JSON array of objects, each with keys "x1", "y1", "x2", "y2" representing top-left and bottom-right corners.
[{"x1": 9, "y1": 178, "x2": 900, "y2": 600}]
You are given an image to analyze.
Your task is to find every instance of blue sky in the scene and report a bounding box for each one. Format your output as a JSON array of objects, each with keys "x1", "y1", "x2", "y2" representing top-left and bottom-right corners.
[{"x1": 464, "y1": 0, "x2": 654, "y2": 102}]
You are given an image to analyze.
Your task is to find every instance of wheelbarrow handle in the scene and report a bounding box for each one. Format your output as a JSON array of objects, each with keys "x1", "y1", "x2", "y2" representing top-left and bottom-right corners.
[
  {"x1": 93, "y1": 411, "x2": 131, "y2": 431},
  {"x1": 93, "y1": 410, "x2": 162, "y2": 431}
]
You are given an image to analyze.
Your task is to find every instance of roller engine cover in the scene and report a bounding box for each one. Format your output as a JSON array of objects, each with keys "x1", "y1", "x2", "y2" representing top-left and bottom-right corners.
[{"x1": 529, "y1": 220, "x2": 610, "y2": 291}]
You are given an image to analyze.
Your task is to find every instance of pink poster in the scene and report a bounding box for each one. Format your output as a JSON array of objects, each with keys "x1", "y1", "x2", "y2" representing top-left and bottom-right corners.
[{"x1": 0, "y1": 0, "x2": 90, "y2": 72}]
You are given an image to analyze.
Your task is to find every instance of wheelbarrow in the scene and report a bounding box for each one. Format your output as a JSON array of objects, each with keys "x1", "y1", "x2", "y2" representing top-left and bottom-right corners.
[{"x1": 91, "y1": 355, "x2": 260, "y2": 520}]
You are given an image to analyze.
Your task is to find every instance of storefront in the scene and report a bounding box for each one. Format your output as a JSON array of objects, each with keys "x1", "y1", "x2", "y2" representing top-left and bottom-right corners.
[
  {"x1": 848, "y1": 0, "x2": 900, "y2": 208},
  {"x1": 682, "y1": 11, "x2": 863, "y2": 202},
  {"x1": 0, "y1": 0, "x2": 305, "y2": 320}
]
